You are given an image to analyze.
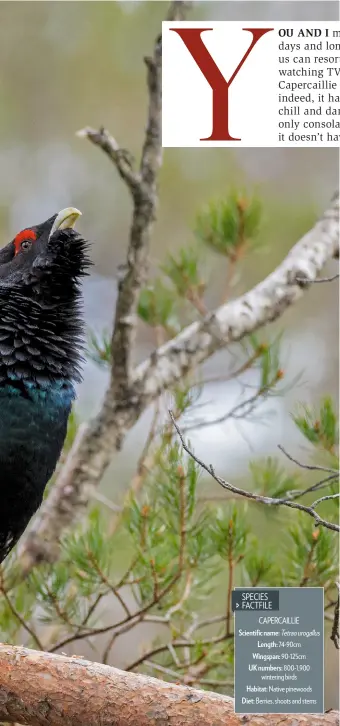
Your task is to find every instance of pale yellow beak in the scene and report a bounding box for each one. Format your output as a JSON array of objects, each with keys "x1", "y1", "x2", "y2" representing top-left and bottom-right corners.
[{"x1": 48, "y1": 207, "x2": 82, "y2": 240}]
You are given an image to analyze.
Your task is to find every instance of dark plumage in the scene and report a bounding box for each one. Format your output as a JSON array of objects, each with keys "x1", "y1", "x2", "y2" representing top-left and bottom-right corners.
[{"x1": 0, "y1": 208, "x2": 90, "y2": 564}]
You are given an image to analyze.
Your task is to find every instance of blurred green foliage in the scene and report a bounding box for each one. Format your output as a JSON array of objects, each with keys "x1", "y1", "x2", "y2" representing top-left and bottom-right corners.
[{"x1": 195, "y1": 191, "x2": 263, "y2": 258}]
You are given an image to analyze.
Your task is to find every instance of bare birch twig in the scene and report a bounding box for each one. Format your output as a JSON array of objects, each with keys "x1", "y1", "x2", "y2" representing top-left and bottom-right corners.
[{"x1": 170, "y1": 412, "x2": 340, "y2": 534}]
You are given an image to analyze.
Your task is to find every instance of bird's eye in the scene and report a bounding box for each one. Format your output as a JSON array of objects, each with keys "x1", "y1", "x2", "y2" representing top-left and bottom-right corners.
[
  {"x1": 13, "y1": 228, "x2": 37, "y2": 256},
  {"x1": 20, "y1": 239, "x2": 33, "y2": 252}
]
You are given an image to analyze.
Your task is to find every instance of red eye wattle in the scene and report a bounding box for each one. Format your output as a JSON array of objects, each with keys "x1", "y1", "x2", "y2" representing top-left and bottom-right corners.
[{"x1": 14, "y1": 229, "x2": 37, "y2": 256}]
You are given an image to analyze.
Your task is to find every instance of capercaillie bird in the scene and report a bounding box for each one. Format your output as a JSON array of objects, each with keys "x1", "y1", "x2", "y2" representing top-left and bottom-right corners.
[{"x1": 0, "y1": 207, "x2": 90, "y2": 564}]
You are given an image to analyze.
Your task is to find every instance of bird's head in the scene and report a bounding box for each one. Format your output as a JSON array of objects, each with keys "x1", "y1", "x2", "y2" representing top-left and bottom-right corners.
[
  {"x1": 0, "y1": 208, "x2": 91, "y2": 386},
  {"x1": 0, "y1": 207, "x2": 90, "y2": 292}
]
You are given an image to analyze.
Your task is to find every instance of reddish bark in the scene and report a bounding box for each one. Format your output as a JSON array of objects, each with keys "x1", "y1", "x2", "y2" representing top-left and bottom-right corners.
[{"x1": 0, "y1": 645, "x2": 338, "y2": 726}]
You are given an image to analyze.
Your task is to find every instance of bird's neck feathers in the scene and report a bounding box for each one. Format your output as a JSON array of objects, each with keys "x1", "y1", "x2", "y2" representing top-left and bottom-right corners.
[
  {"x1": 0, "y1": 279, "x2": 85, "y2": 389},
  {"x1": 0, "y1": 224, "x2": 90, "y2": 390}
]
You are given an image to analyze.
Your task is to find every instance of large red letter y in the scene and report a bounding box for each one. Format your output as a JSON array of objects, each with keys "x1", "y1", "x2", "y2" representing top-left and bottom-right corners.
[{"x1": 170, "y1": 27, "x2": 273, "y2": 141}]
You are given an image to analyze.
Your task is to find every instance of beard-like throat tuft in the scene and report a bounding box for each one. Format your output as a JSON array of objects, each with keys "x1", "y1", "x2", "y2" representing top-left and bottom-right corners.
[{"x1": 0, "y1": 230, "x2": 91, "y2": 387}]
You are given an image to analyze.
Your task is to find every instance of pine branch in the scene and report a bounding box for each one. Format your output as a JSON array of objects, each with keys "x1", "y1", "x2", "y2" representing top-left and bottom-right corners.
[{"x1": 0, "y1": 644, "x2": 338, "y2": 726}]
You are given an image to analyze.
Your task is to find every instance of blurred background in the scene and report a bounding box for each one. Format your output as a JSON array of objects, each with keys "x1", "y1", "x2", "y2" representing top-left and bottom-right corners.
[{"x1": 0, "y1": 0, "x2": 338, "y2": 708}]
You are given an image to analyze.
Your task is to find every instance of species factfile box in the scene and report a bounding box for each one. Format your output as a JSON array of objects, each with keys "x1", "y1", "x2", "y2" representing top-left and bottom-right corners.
[
  {"x1": 162, "y1": 21, "x2": 340, "y2": 147},
  {"x1": 233, "y1": 587, "x2": 324, "y2": 714}
]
